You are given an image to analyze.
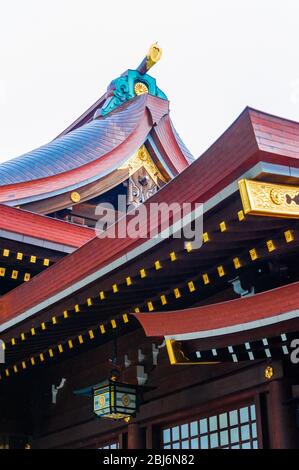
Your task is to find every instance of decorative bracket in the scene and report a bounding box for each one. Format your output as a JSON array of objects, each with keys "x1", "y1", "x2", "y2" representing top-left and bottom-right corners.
[
  {"x1": 228, "y1": 276, "x2": 255, "y2": 298},
  {"x1": 52, "y1": 378, "x2": 66, "y2": 404}
]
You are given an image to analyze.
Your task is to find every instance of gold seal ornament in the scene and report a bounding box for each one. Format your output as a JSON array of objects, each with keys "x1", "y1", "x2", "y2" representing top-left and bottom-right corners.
[
  {"x1": 146, "y1": 43, "x2": 162, "y2": 70},
  {"x1": 270, "y1": 188, "x2": 285, "y2": 205},
  {"x1": 134, "y1": 82, "x2": 149, "y2": 95},
  {"x1": 70, "y1": 191, "x2": 81, "y2": 203},
  {"x1": 122, "y1": 394, "x2": 131, "y2": 407},
  {"x1": 264, "y1": 365, "x2": 274, "y2": 379}
]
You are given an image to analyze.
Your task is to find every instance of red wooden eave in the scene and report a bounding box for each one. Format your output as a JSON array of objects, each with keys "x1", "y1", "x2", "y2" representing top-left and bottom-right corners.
[
  {"x1": 0, "y1": 204, "x2": 94, "y2": 249},
  {"x1": 133, "y1": 281, "x2": 299, "y2": 338}
]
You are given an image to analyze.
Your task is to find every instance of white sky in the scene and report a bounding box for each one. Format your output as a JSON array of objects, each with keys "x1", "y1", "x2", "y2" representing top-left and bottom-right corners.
[{"x1": 1, "y1": 0, "x2": 299, "y2": 164}]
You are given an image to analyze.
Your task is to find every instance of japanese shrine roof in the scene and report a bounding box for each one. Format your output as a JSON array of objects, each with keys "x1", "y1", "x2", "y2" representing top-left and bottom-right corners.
[
  {"x1": 0, "y1": 97, "x2": 146, "y2": 185},
  {"x1": 1, "y1": 107, "x2": 299, "y2": 331},
  {"x1": 0, "y1": 94, "x2": 192, "y2": 205}
]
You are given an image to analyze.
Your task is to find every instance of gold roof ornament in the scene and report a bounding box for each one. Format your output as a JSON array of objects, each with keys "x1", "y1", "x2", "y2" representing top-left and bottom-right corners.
[
  {"x1": 146, "y1": 43, "x2": 163, "y2": 71},
  {"x1": 134, "y1": 82, "x2": 149, "y2": 95},
  {"x1": 264, "y1": 365, "x2": 274, "y2": 379},
  {"x1": 136, "y1": 43, "x2": 163, "y2": 75},
  {"x1": 119, "y1": 145, "x2": 167, "y2": 184},
  {"x1": 70, "y1": 191, "x2": 81, "y2": 203},
  {"x1": 102, "y1": 43, "x2": 166, "y2": 115},
  {"x1": 239, "y1": 179, "x2": 299, "y2": 218}
]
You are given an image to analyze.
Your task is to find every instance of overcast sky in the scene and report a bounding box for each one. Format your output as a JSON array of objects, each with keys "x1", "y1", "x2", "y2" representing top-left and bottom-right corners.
[{"x1": 1, "y1": 0, "x2": 299, "y2": 164}]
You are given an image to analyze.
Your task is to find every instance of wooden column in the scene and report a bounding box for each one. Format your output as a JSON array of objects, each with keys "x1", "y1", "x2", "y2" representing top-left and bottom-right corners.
[
  {"x1": 267, "y1": 380, "x2": 294, "y2": 449},
  {"x1": 127, "y1": 423, "x2": 144, "y2": 449},
  {"x1": 118, "y1": 431, "x2": 127, "y2": 450},
  {"x1": 145, "y1": 424, "x2": 153, "y2": 449}
]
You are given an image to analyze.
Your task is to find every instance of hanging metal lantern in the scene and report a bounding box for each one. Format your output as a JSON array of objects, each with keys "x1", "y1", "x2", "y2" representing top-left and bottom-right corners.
[
  {"x1": 93, "y1": 379, "x2": 138, "y2": 420},
  {"x1": 74, "y1": 377, "x2": 139, "y2": 421}
]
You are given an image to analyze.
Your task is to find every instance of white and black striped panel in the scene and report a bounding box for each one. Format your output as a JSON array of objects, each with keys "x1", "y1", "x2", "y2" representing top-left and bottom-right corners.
[{"x1": 191, "y1": 332, "x2": 296, "y2": 363}]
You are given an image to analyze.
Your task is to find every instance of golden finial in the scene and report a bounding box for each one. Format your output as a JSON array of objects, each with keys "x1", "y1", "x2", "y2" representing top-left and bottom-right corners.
[
  {"x1": 146, "y1": 43, "x2": 163, "y2": 69},
  {"x1": 136, "y1": 43, "x2": 163, "y2": 75}
]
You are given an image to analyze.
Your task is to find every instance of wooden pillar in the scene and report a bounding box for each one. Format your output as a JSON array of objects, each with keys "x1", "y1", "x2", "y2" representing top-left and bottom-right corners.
[
  {"x1": 118, "y1": 431, "x2": 127, "y2": 450},
  {"x1": 267, "y1": 380, "x2": 294, "y2": 449},
  {"x1": 145, "y1": 424, "x2": 152, "y2": 449},
  {"x1": 255, "y1": 393, "x2": 267, "y2": 448},
  {"x1": 127, "y1": 423, "x2": 144, "y2": 449}
]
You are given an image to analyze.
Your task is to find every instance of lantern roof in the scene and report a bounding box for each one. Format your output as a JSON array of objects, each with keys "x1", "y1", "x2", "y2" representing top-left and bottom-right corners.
[{"x1": 74, "y1": 381, "x2": 108, "y2": 398}]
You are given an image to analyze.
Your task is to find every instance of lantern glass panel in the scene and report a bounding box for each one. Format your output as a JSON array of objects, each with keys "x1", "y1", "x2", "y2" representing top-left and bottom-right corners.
[{"x1": 94, "y1": 386, "x2": 111, "y2": 416}]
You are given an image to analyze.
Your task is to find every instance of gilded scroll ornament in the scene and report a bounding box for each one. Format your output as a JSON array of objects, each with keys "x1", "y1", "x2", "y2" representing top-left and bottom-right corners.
[
  {"x1": 119, "y1": 145, "x2": 167, "y2": 184},
  {"x1": 238, "y1": 179, "x2": 299, "y2": 218}
]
